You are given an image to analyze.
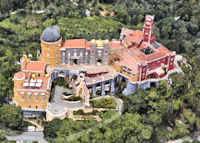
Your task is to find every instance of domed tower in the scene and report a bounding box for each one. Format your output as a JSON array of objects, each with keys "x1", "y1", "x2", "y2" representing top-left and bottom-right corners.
[{"x1": 41, "y1": 26, "x2": 62, "y2": 67}]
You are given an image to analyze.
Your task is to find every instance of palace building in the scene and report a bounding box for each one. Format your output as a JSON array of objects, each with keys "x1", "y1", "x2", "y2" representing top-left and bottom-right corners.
[{"x1": 13, "y1": 15, "x2": 181, "y2": 117}]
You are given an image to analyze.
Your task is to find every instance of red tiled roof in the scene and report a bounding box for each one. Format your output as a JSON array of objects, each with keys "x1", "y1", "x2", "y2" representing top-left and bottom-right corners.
[
  {"x1": 128, "y1": 41, "x2": 172, "y2": 62},
  {"x1": 121, "y1": 28, "x2": 172, "y2": 63},
  {"x1": 121, "y1": 28, "x2": 135, "y2": 36},
  {"x1": 23, "y1": 61, "x2": 46, "y2": 72},
  {"x1": 62, "y1": 39, "x2": 90, "y2": 49},
  {"x1": 118, "y1": 49, "x2": 139, "y2": 73},
  {"x1": 14, "y1": 72, "x2": 25, "y2": 80},
  {"x1": 123, "y1": 30, "x2": 143, "y2": 47}
]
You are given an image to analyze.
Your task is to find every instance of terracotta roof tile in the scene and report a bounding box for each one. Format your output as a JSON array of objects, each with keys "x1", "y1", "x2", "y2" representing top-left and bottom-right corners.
[
  {"x1": 62, "y1": 39, "x2": 89, "y2": 49},
  {"x1": 23, "y1": 61, "x2": 46, "y2": 72},
  {"x1": 118, "y1": 49, "x2": 139, "y2": 73},
  {"x1": 121, "y1": 28, "x2": 172, "y2": 63}
]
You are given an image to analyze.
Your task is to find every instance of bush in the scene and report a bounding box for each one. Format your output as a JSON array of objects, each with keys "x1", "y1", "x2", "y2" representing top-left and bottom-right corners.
[
  {"x1": 91, "y1": 98, "x2": 117, "y2": 109},
  {"x1": 66, "y1": 96, "x2": 81, "y2": 101},
  {"x1": 53, "y1": 77, "x2": 69, "y2": 88},
  {"x1": 63, "y1": 92, "x2": 72, "y2": 96},
  {"x1": 73, "y1": 109, "x2": 99, "y2": 115}
]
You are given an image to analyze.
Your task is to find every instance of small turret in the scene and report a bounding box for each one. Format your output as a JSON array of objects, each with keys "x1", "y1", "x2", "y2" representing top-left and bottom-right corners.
[{"x1": 20, "y1": 54, "x2": 29, "y2": 71}]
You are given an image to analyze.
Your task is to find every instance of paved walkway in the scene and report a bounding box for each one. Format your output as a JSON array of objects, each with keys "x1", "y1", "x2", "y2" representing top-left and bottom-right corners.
[
  {"x1": 6, "y1": 132, "x2": 48, "y2": 143},
  {"x1": 47, "y1": 86, "x2": 85, "y2": 116},
  {"x1": 47, "y1": 86, "x2": 123, "y2": 118}
]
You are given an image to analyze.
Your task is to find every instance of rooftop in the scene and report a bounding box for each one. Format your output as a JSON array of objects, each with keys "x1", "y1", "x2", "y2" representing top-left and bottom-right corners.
[
  {"x1": 14, "y1": 72, "x2": 25, "y2": 80},
  {"x1": 18, "y1": 76, "x2": 50, "y2": 91},
  {"x1": 121, "y1": 29, "x2": 172, "y2": 62},
  {"x1": 23, "y1": 61, "x2": 46, "y2": 73},
  {"x1": 61, "y1": 39, "x2": 90, "y2": 49}
]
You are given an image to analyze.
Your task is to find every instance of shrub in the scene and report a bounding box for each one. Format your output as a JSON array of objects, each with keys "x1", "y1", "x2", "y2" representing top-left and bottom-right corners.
[
  {"x1": 66, "y1": 96, "x2": 81, "y2": 101},
  {"x1": 91, "y1": 98, "x2": 117, "y2": 109},
  {"x1": 63, "y1": 92, "x2": 72, "y2": 96}
]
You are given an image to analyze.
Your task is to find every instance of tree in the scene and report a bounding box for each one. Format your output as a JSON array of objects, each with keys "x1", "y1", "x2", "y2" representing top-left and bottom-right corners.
[
  {"x1": 0, "y1": 105, "x2": 23, "y2": 129},
  {"x1": 43, "y1": 118, "x2": 62, "y2": 139}
]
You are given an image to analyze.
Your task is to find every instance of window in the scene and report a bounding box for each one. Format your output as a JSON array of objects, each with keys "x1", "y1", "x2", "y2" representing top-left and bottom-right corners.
[
  {"x1": 27, "y1": 92, "x2": 31, "y2": 102},
  {"x1": 68, "y1": 52, "x2": 70, "y2": 56},
  {"x1": 80, "y1": 52, "x2": 83, "y2": 57},
  {"x1": 20, "y1": 92, "x2": 25, "y2": 101},
  {"x1": 41, "y1": 93, "x2": 45, "y2": 102},
  {"x1": 74, "y1": 51, "x2": 77, "y2": 56},
  {"x1": 42, "y1": 96, "x2": 45, "y2": 102},
  {"x1": 34, "y1": 92, "x2": 39, "y2": 101},
  {"x1": 85, "y1": 51, "x2": 88, "y2": 56},
  {"x1": 97, "y1": 50, "x2": 102, "y2": 56}
]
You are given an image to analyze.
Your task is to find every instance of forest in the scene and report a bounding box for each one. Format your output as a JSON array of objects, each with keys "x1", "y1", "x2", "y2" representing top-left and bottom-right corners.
[{"x1": 0, "y1": 0, "x2": 200, "y2": 142}]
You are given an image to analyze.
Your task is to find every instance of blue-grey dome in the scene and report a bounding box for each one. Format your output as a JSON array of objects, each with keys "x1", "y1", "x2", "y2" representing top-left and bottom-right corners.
[{"x1": 41, "y1": 26, "x2": 61, "y2": 42}]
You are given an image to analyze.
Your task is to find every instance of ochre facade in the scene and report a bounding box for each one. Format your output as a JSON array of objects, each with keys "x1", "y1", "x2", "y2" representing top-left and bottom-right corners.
[{"x1": 41, "y1": 38, "x2": 62, "y2": 67}]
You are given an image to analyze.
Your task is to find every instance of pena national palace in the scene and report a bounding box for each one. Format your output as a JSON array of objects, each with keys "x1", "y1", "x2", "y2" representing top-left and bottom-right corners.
[{"x1": 13, "y1": 15, "x2": 182, "y2": 121}]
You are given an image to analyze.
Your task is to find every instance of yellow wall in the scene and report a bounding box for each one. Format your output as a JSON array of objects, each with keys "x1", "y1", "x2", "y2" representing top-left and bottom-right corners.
[
  {"x1": 41, "y1": 38, "x2": 62, "y2": 67},
  {"x1": 14, "y1": 90, "x2": 50, "y2": 110}
]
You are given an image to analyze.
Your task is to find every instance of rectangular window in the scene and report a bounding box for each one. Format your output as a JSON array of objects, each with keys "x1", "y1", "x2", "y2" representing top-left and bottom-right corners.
[
  {"x1": 98, "y1": 50, "x2": 102, "y2": 56},
  {"x1": 27, "y1": 93, "x2": 32, "y2": 102},
  {"x1": 41, "y1": 93, "x2": 45, "y2": 102},
  {"x1": 20, "y1": 92, "x2": 25, "y2": 101},
  {"x1": 34, "y1": 92, "x2": 38, "y2": 101}
]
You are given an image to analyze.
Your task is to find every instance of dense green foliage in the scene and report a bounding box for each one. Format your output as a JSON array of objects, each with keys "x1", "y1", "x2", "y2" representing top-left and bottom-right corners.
[
  {"x1": 52, "y1": 77, "x2": 70, "y2": 88},
  {"x1": 0, "y1": 0, "x2": 200, "y2": 142},
  {"x1": 65, "y1": 96, "x2": 82, "y2": 102},
  {"x1": 0, "y1": 105, "x2": 23, "y2": 130}
]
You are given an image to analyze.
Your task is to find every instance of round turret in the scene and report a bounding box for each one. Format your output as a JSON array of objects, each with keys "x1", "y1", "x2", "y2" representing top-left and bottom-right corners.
[{"x1": 40, "y1": 26, "x2": 62, "y2": 67}]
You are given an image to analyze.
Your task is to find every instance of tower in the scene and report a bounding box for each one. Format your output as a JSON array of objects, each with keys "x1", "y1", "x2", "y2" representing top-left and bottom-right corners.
[
  {"x1": 20, "y1": 54, "x2": 29, "y2": 71},
  {"x1": 40, "y1": 26, "x2": 62, "y2": 67},
  {"x1": 143, "y1": 15, "x2": 156, "y2": 43}
]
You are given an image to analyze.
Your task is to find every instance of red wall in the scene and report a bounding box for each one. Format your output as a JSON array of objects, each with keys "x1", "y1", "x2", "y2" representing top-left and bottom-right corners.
[
  {"x1": 168, "y1": 55, "x2": 175, "y2": 70},
  {"x1": 147, "y1": 56, "x2": 169, "y2": 71},
  {"x1": 139, "y1": 56, "x2": 173, "y2": 81}
]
